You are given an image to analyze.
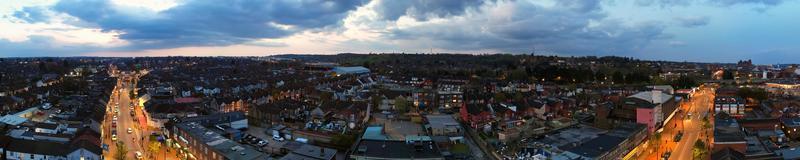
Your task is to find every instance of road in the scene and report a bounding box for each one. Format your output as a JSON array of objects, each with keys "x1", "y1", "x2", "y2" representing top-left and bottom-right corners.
[
  {"x1": 626, "y1": 86, "x2": 715, "y2": 160},
  {"x1": 671, "y1": 87, "x2": 714, "y2": 160},
  {"x1": 104, "y1": 75, "x2": 148, "y2": 160}
]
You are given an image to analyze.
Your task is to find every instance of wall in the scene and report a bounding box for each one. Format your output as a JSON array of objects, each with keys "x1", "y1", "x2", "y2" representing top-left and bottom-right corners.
[{"x1": 636, "y1": 108, "x2": 655, "y2": 132}]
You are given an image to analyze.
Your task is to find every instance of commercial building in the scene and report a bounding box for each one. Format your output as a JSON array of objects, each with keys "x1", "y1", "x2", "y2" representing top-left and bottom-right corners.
[
  {"x1": 530, "y1": 123, "x2": 647, "y2": 160},
  {"x1": 350, "y1": 126, "x2": 444, "y2": 160},
  {"x1": 332, "y1": 66, "x2": 370, "y2": 76},
  {"x1": 172, "y1": 122, "x2": 267, "y2": 160},
  {"x1": 425, "y1": 115, "x2": 463, "y2": 136},
  {"x1": 713, "y1": 112, "x2": 747, "y2": 154},
  {"x1": 714, "y1": 96, "x2": 745, "y2": 118},
  {"x1": 622, "y1": 90, "x2": 678, "y2": 132}
]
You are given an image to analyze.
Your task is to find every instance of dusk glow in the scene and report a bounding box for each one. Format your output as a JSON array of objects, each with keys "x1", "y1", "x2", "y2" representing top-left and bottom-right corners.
[{"x1": 1, "y1": 0, "x2": 799, "y2": 63}]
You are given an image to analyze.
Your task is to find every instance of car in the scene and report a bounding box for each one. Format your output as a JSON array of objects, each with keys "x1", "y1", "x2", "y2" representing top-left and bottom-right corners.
[
  {"x1": 111, "y1": 134, "x2": 117, "y2": 141},
  {"x1": 113, "y1": 115, "x2": 118, "y2": 121},
  {"x1": 127, "y1": 128, "x2": 133, "y2": 134},
  {"x1": 112, "y1": 122, "x2": 117, "y2": 127},
  {"x1": 674, "y1": 132, "x2": 683, "y2": 142},
  {"x1": 661, "y1": 151, "x2": 671, "y2": 160},
  {"x1": 273, "y1": 135, "x2": 285, "y2": 141},
  {"x1": 130, "y1": 111, "x2": 135, "y2": 116},
  {"x1": 257, "y1": 140, "x2": 268, "y2": 147},
  {"x1": 134, "y1": 151, "x2": 143, "y2": 159}
]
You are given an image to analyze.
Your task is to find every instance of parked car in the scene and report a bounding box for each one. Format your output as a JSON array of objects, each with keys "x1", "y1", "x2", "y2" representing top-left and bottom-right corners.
[
  {"x1": 674, "y1": 131, "x2": 683, "y2": 142},
  {"x1": 662, "y1": 151, "x2": 671, "y2": 160},
  {"x1": 127, "y1": 128, "x2": 133, "y2": 134},
  {"x1": 135, "y1": 151, "x2": 143, "y2": 159},
  {"x1": 273, "y1": 135, "x2": 285, "y2": 141}
]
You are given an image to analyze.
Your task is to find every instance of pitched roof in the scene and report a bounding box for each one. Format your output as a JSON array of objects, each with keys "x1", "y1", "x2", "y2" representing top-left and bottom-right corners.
[
  {"x1": 711, "y1": 148, "x2": 745, "y2": 160},
  {"x1": 628, "y1": 91, "x2": 672, "y2": 105},
  {"x1": 4, "y1": 137, "x2": 73, "y2": 156}
]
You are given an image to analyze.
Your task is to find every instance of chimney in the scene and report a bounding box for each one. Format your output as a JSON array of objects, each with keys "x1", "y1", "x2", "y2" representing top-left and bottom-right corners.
[{"x1": 652, "y1": 90, "x2": 662, "y2": 104}]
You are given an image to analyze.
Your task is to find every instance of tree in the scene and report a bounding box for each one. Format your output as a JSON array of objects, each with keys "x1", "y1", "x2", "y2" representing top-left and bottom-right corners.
[
  {"x1": 148, "y1": 142, "x2": 161, "y2": 158},
  {"x1": 693, "y1": 139, "x2": 708, "y2": 159},
  {"x1": 394, "y1": 97, "x2": 409, "y2": 113},
  {"x1": 737, "y1": 87, "x2": 768, "y2": 102},
  {"x1": 494, "y1": 92, "x2": 508, "y2": 102},
  {"x1": 612, "y1": 71, "x2": 624, "y2": 84},
  {"x1": 650, "y1": 132, "x2": 662, "y2": 152},
  {"x1": 594, "y1": 72, "x2": 606, "y2": 82},
  {"x1": 115, "y1": 142, "x2": 129, "y2": 160},
  {"x1": 370, "y1": 93, "x2": 382, "y2": 109},
  {"x1": 508, "y1": 68, "x2": 529, "y2": 81},
  {"x1": 702, "y1": 116, "x2": 711, "y2": 131},
  {"x1": 330, "y1": 134, "x2": 358, "y2": 149},
  {"x1": 513, "y1": 92, "x2": 524, "y2": 102},
  {"x1": 722, "y1": 70, "x2": 735, "y2": 80},
  {"x1": 672, "y1": 75, "x2": 699, "y2": 89}
]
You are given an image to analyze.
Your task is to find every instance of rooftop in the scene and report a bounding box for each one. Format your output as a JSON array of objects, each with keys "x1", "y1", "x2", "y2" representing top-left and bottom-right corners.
[
  {"x1": 714, "y1": 112, "x2": 746, "y2": 143},
  {"x1": 280, "y1": 144, "x2": 337, "y2": 160},
  {"x1": 628, "y1": 91, "x2": 672, "y2": 105},
  {"x1": 176, "y1": 122, "x2": 266, "y2": 160},
  {"x1": 425, "y1": 114, "x2": 461, "y2": 130},
  {"x1": 352, "y1": 139, "x2": 442, "y2": 159}
]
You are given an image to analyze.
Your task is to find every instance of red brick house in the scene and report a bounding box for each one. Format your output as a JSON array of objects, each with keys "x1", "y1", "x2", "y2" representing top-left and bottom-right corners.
[{"x1": 460, "y1": 103, "x2": 492, "y2": 128}]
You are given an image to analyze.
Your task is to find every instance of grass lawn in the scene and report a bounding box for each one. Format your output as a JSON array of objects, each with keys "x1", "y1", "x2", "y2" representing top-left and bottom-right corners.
[{"x1": 451, "y1": 143, "x2": 469, "y2": 154}]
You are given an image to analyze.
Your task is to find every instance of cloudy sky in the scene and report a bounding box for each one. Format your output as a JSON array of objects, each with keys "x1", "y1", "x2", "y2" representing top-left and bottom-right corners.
[{"x1": 0, "y1": 0, "x2": 798, "y2": 64}]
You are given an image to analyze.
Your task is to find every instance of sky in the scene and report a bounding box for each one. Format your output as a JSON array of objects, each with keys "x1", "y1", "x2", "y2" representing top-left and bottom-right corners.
[{"x1": 0, "y1": 0, "x2": 798, "y2": 64}]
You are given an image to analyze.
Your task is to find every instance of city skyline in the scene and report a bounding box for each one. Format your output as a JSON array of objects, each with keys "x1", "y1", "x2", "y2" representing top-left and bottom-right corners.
[{"x1": 1, "y1": 0, "x2": 800, "y2": 64}]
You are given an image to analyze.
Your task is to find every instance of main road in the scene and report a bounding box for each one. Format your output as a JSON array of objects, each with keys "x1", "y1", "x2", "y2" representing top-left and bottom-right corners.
[
  {"x1": 104, "y1": 74, "x2": 148, "y2": 160},
  {"x1": 625, "y1": 86, "x2": 715, "y2": 160}
]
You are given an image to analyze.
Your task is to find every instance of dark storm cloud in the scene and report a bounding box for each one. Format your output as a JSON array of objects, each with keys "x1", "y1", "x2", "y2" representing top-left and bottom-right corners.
[
  {"x1": 385, "y1": 0, "x2": 667, "y2": 55},
  {"x1": 373, "y1": 0, "x2": 487, "y2": 21},
  {"x1": 12, "y1": 6, "x2": 50, "y2": 23},
  {"x1": 51, "y1": 0, "x2": 367, "y2": 49},
  {"x1": 675, "y1": 16, "x2": 710, "y2": 28}
]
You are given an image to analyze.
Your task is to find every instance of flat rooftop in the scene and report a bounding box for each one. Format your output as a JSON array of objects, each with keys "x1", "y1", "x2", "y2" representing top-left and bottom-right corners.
[{"x1": 176, "y1": 122, "x2": 266, "y2": 160}]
